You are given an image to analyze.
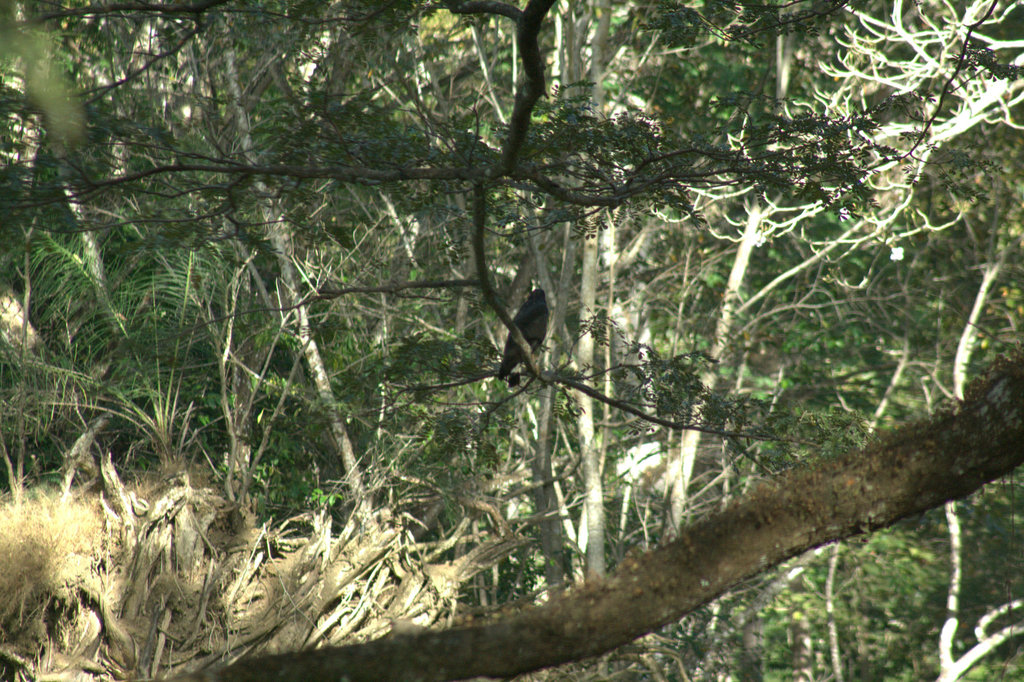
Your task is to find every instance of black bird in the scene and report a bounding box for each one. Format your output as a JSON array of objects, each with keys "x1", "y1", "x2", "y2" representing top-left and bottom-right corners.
[{"x1": 498, "y1": 288, "x2": 549, "y2": 387}]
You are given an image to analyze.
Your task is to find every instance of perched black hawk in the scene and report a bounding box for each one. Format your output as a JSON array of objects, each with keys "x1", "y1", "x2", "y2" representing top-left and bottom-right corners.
[{"x1": 498, "y1": 288, "x2": 549, "y2": 387}]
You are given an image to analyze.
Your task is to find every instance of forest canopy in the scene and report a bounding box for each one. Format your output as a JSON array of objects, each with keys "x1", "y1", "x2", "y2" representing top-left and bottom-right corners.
[{"x1": 1, "y1": 1, "x2": 1023, "y2": 681}]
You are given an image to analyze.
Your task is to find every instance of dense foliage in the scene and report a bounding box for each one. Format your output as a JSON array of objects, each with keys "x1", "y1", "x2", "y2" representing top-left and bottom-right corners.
[{"x1": 1, "y1": 1, "x2": 1023, "y2": 680}]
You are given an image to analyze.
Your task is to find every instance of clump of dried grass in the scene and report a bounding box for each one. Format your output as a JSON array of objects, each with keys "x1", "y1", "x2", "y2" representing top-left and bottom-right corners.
[{"x1": 0, "y1": 492, "x2": 104, "y2": 648}]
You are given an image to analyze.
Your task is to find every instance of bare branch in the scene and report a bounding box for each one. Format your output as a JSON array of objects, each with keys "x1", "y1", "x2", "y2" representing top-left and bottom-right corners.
[
  {"x1": 310, "y1": 279, "x2": 479, "y2": 302},
  {"x1": 901, "y1": 0, "x2": 1001, "y2": 161},
  {"x1": 554, "y1": 374, "x2": 777, "y2": 442}
]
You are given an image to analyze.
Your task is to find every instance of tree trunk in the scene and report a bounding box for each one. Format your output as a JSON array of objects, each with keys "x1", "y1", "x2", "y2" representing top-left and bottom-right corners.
[
  {"x1": 222, "y1": 42, "x2": 371, "y2": 516},
  {"x1": 577, "y1": 225, "x2": 605, "y2": 577},
  {"x1": 791, "y1": 611, "x2": 813, "y2": 682},
  {"x1": 939, "y1": 227, "x2": 1008, "y2": 680},
  {"x1": 667, "y1": 201, "x2": 762, "y2": 533}
]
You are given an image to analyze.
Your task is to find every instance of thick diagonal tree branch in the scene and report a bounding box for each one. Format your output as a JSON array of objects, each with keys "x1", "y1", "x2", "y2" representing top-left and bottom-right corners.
[
  {"x1": 449, "y1": 0, "x2": 556, "y2": 381},
  {"x1": 163, "y1": 356, "x2": 1024, "y2": 682},
  {"x1": 497, "y1": 0, "x2": 555, "y2": 174},
  {"x1": 447, "y1": 0, "x2": 556, "y2": 175},
  {"x1": 470, "y1": 184, "x2": 543, "y2": 382}
]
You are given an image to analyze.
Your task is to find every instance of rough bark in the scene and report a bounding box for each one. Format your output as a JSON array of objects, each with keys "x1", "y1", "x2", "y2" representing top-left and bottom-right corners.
[{"x1": 164, "y1": 356, "x2": 1024, "y2": 682}]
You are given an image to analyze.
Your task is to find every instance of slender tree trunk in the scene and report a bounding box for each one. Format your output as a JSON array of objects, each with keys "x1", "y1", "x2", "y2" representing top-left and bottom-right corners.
[
  {"x1": 4, "y1": 237, "x2": 35, "y2": 500},
  {"x1": 222, "y1": 41, "x2": 371, "y2": 517},
  {"x1": 532, "y1": 387, "x2": 566, "y2": 587},
  {"x1": 938, "y1": 500, "x2": 962, "y2": 675},
  {"x1": 953, "y1": 258, "x2": 1004, "y2": 401},
  {"x1": 577, "y1": 232, "x2": 605, "y2": 577},
  {"x1": 574, "y1": 0, "x2": 613, "y2": 581},
  {"x1": 939, "y1": 236, "x2": 1007, "y2": 679},
  {"x1": 667, "y1": 201, "x2": 762, "y2": 533},
  {"x1": 791, "y1": 574, "x2": 814, "y2": 682},
  {"x1": 739, "y1": 613, "x2": 764, "y2": 682},
  {"x1": 826, "y1": 542, "x2": 845, "y2": 682},
  {"x1": 216, "y1": 260, "x2": 259, "y2": 503},
  {"x1": 526, "y1": 218, "x2": 577, "y2": 588}
]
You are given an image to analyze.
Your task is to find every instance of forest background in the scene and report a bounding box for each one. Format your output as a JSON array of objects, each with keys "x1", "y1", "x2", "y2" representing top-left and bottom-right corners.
[{"x1": 1, "y1": 1, "x2": 1024, "y2": 680}]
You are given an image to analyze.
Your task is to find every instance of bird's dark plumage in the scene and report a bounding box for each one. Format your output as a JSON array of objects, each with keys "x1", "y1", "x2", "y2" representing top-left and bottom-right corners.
[{"x1": 498, "y1": 289, "x2": 548, "y2": 387}]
